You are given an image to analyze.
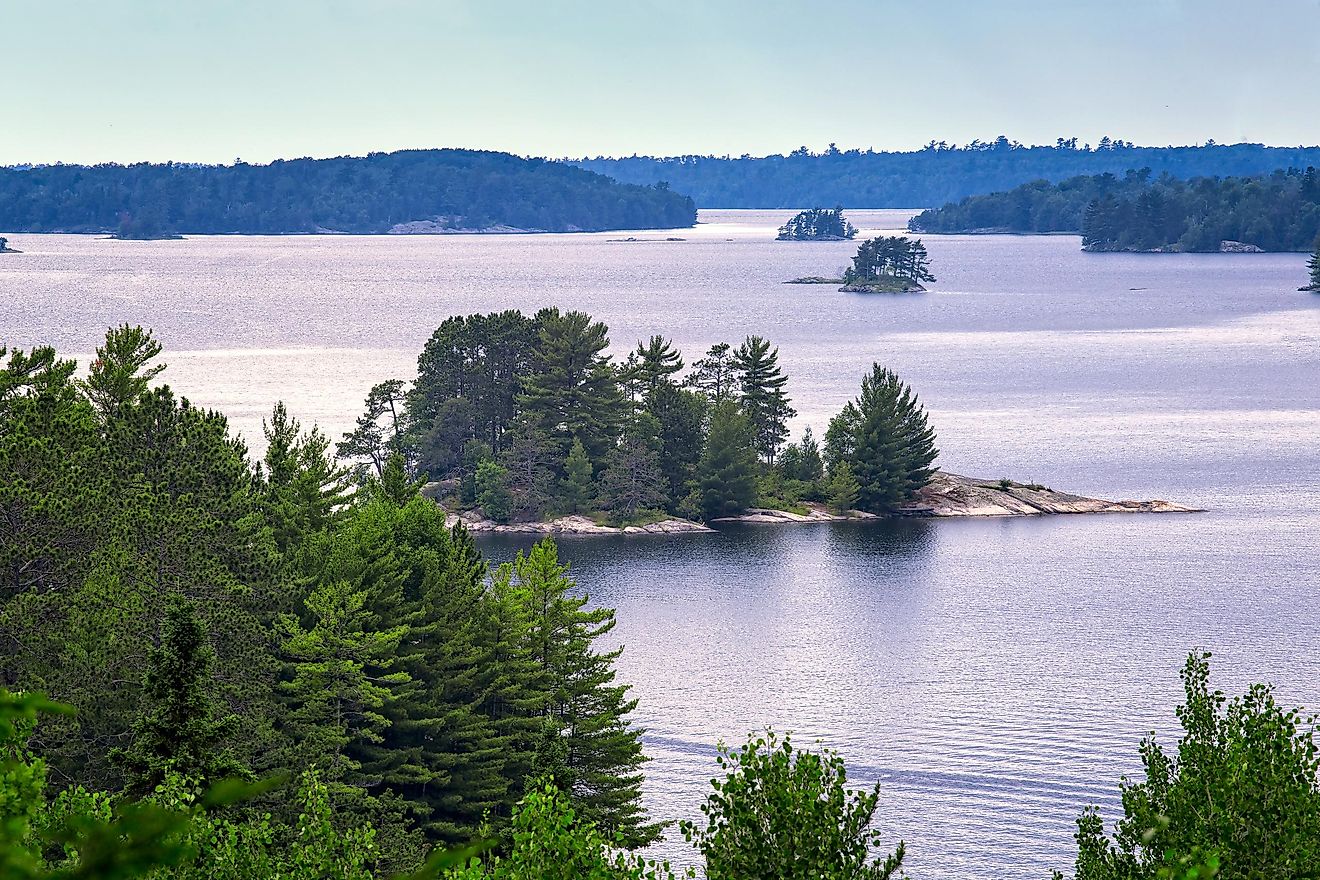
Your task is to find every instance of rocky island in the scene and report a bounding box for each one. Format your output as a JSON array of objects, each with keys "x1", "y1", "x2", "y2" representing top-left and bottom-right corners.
[
  {"x1": 0, "y1": 236, "x2": 20, "y2": 253},
  {"x1": 433, "y1": 472, "x2": 1198, "y2": 535}
]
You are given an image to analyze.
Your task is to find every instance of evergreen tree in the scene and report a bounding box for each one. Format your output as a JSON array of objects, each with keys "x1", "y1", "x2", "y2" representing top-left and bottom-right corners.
[
  {"x1": 476, "y1": 460, "x2": 513, "y2": 524},
  {"x1": 81, "y1": 324, "x2": 165, "y2": 422},
  {"x1": 734, "y1": 336, "x2": 795, "y2": 462},
  {"x1": 561, "y1": 438, "x2": 595, "y2": 514},
  {"x1": 261, "y1": 402, "x2": 352, "y2": 563},
  {"x1": 697, "y1": 401, "x2": 759, "y2": 521},
  {"x1": 825, "y1": 365, "x2": 938, "y2": 512},
  {"x1": 798, "y1": 427, "x2": 825, "y2": 483},
  {"x1": 598, "y1": 435, "x2": 667, "y2": 523},
  {"x1": 1308, "y1": 234, "x2": 1320, "y2": 290},
  {"x1": 686, "y1": 342, "x2": 739, "y2": 403},
  {"x1": 337, "y1": 379, "x2": 409, "y2": 479},
  {"x1": 519, "y1": 309, "x2": 624, "y2": 466},
  {"x1": 512, "y1": 540, "x2": 659, "y2": 847},
  {"x1": 500, "y1": 417, "x2": 557, "y2": 520},
  {"x1": 114, "y1": 595, "x2": 248, "y2": 796},
  {"x1": 646, "y1": 383, "x2": 708, "y2": 508},
  {"x1": 825, "y1": 462, "x2": 860, "y2": 514},
  {"x1": 632, "y1": 335, "x2": 684, "y2": 400}
]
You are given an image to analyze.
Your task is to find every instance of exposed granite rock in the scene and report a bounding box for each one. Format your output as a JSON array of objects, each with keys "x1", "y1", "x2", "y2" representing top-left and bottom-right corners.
[
  {"x1": 894, "y1": 472, "x2": 1202, "y2": 517},
  {"x1": 839, "y1": 280, "x2": 926, "y2": 293},
  {"x1": 712, "y1": 504, "x2": 877, "y2": 524},
  {"x1": 443, "y1": 511, "x2": 713, "y2": 535},
  {"x1": 1219, "y1": 240, "x2": 1265, "y2": 253}
]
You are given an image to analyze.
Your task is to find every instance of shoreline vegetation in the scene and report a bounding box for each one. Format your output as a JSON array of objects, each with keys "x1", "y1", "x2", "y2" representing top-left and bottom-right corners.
[
  {"x1": 784, "y1": 235, "x2": 935, "y2": 293},
  {"x1": 909, "y1": 166, "x2": 1320, "y2": 253},
  {"x1": 0, "y1": 148, "x2": 697, "y2": 236}
]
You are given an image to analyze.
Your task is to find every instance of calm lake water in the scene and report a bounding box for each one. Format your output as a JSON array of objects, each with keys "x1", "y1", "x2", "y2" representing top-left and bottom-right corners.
[{"x1": 3, "y1": 211, "x2": 1319, "y2": 878}]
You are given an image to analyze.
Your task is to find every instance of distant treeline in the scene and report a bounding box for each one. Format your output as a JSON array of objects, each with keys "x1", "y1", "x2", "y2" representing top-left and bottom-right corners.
[
  {"x1": 909, "y1": 167, "x2": 1320, "y2": 252},
  {"x1": 0, "y1": 149, "x2": 696, "y2": 235},
  {"x1": 570, "y1": 137, "x2": 1320, "y2": 208}
]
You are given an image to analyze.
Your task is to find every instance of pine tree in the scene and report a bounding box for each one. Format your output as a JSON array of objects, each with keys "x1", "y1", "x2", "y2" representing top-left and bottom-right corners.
[
  {"x1": 511, "y1": 539, "x2": 660, "y2": 847},
  {"x1": 826, "y1": 462, "x2": 860, "y2": 514},
  {"x1": 337, "y1": 379, "x2": 409, "y2": 479},
  {"x1": 734, "y1": 336, "x2": 795, "y2": 462},
  {"x1": 81, "y1": 324, "x2": 165, "y2": 422},
  {"x1": 499, "y1": 416, "x2": 557, "y2": 520},
  {"x1": 646, "y1": 383, "x2": 708, "y2": 508},
  {"x1": 561, "y1": 438, "x2": 595, "y2": 514},
  {"x1": 277, "y1": 578, "x2": 409, "y2": 809},
  {"x1": 114, "y1": 595, "x2": 248, "y2": 796},
  {"x1": 697, "y1": 401, "x2": 759, "y2": 520},
  {"x1": 519, "y1": 309, "x2": 624, "y2": 465},
  {"x1": 598, "y1": 436, "x2": 667, "y2": 523},
  {"x1": 686, "y1": 342, "x2": 739, "y2": 403},
  {"x1": 825, "y1": 364, "x2": 939, "y2": 512},
  {"x1": 632, "y1": 335, "x2": 683, "y2": 400},
  {"x1": 261, "y1": 402, "x2": 353, "y2": 559}
]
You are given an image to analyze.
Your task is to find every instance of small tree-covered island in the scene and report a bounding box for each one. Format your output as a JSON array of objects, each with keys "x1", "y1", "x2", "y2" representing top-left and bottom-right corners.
[
  {"x1": 336, "y1": 309, "x2": 1195, "y2": 534},
  {"x1": 776, "y1": 206, "x2": 858, "y2": 240}
]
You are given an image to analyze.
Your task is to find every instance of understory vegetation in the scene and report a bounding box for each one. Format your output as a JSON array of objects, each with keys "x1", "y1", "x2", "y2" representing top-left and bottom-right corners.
[
  {"x1": 910, "y1": 167, "x2": 1320, "y2": 252},
  {"x1": 340, "y1": 311, "x2": 940, "y2": 525}
]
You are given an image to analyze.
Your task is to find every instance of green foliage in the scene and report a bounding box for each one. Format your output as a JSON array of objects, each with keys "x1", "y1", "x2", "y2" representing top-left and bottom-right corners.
[
  {"x1": 1063, "y1": 652, "x2": 1320, "y2": 880},
  {"x1": 734, "y1": 336, "x2": 794, "y2": 462},
  {"x1": 685, "y1": 343, "x2": 739, "y2": 404},
  {"x1": 844, "y1": 236, "x2": 934, "y2": 285},
  {"x1": 1308, "y1": 235, "x2": 1320, "y2": 289},
  {"x1": 697, "y1": 401, "x2": 759, "y2": 521},
  {"x1": 631, "y1": 336, "x2": 684, "y2": 401},
  {"x1": 599, "y1": 434, "x2": 667, "y2": 524},
  {"x1": 338, "y1": 380, "x2": 410, "y2": 479},
  {"x1": 578, "y1": 139, "x2": 1320, "y2": 210},
  {"x1": 476, "y1": 461, "x2": 512, "y2": 523},
  {"x1": 81, "y1": 324, "x2": 165, "y2": 422},
  {"x1": 912, "y1": 166, "x2": 1320, "y2": 253},
  {"x1": 0, "y1": 150, "x2": 696, "y2": 235},
  {"x1": 561, "y1": 439, "x2": 595, "y2": 513},
  {"x1": 681, "y1": 730, "x2": 905, "y2": 880},
  {"x1": 825, "y1": 462, "x2": 860, "y2": 514},
  {"x1": 113, "y1": 595, "x2": 249, "y2": 797},
  {"x1": 777, "y1": 206, "x2": 857, "y2": 240},
  {"x1": 825, "y1": 364, "x2": 938, "y2": 512}
]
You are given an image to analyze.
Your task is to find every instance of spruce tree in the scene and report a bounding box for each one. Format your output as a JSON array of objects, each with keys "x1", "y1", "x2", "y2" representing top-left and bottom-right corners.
[
  {"x1": 512, "y1": 539, "x2": 659, "y2": 847},
  {"x1": 114, "y1": 595, "x2": 248, "y2": 796},
  {"x1": 561, "y1": 438, "x2": 595, "y2": 513},
  {"x1": 825, "y1": 364, "x2": 938, "y2": 512},
  {"x1": 1308, "y1": 234, "x2": 1320, "y2": 290},
  {"x1": 697, "y1": 401, "x2": 759, "y2": 521},
  {"x1": 734, "y1": 336, "x2": 795, "y2": 462}
]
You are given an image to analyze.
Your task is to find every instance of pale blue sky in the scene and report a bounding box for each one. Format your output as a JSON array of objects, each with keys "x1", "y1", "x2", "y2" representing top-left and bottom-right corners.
[{"x1": 3, "y1": 0, "x2": 1319, "y2": 164}]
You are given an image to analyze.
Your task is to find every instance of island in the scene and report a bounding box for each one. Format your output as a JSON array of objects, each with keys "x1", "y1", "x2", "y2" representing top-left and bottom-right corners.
[
  {"x1": 838, "y1": 235, "x2": 934, "y2": 292},
  {"x1": 338, "y1": 310, "x2": 1192, "y2": 539},
  {"x1": 109, "y1": 215, "x2": 184, "y2": 240},
  {"x1": 909, "y1": 166, "x2": 1320, "y2": 253},
  {"x1": 777, "y1": 206, "x2": 857, "y2": 241},
  {"x1": 1303, "y1": 238, "x2": 1320, "y2": 291},
  {"x1": 0, "y1": 148, "x2": 698, "y2": 235},
  {"x1": 0, "y1": 236, "x2": 20, "y2": 253}
]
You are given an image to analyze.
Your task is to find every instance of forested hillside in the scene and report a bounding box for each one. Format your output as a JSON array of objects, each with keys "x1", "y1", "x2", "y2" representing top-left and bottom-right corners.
[
  {"x1": 0, "y1": 149, "x2": 696, "y2": 235},
  {"x1": 572, "y1": 138, "x2": 1320, "y2": 208},
  {"x1": 909, "y1": 167, "x2": 1320, "y2": 252}
]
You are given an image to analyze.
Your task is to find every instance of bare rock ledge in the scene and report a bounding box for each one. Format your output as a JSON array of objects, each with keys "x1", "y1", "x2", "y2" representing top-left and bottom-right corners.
[{"x1": 435, "y1": 473, "x2": 1200, "y2": 535}]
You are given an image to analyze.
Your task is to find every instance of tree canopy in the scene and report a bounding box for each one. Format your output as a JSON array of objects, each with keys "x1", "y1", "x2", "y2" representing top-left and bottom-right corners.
[{"x1": 776, "y1": 206, "x2": 857, "y2": 241}]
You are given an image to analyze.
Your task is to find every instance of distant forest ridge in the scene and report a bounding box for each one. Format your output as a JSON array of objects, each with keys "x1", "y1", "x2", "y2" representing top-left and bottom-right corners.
[
  {"x1": 909, "y1": 167, "x2": 1320, "y2": 253},
  {"x1": 0, "y1": 148, "x2": 697, "y2": 235},
  {"x1": 569, "y1": 137, "x2": 1320, "y2": 208}
]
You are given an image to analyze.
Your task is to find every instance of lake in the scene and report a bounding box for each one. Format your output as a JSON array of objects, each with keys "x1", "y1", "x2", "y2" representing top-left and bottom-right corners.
[{"x1": 3, "y1": 211, "x2": 1318, "y2": 878}]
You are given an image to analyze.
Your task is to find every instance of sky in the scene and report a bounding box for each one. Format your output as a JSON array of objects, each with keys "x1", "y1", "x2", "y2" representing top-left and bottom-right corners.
[{"x1": 3, "y1": 0, "x2": 1320, "y2": 165}]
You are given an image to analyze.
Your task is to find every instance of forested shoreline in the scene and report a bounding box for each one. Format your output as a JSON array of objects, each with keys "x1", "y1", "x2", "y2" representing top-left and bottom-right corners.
[
  {"x1": 909, "y1": 167, "x2": 1320, "y2": 252},
  {"x1": 0, "y1": 150, "x2": 696, "y2": 236},
  {"x1": 571, "y1": 139, "x2": 1320, "y2": 208}
]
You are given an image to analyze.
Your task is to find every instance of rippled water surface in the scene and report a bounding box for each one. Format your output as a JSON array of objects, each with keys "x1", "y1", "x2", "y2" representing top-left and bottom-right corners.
[{"x1": 4, "y1": 211, "x2": 1319, "y2": 878}]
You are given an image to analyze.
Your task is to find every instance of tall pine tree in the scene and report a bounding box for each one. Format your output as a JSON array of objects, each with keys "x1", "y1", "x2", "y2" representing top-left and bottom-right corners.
[{"x1": 734, "y1": 336, "x2": 795, "y2": 462}]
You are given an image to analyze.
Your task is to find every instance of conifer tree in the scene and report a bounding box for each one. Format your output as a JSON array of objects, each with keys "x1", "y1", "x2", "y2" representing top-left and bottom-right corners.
[
  {"x1": 646, "y1": 383, "x2": 708, "y2": 507},
  {"x1": 696, "y1": 401, "x2": 759, "y2": 521},
  {"x1": 519, "y1": 309, "x2": 624, "y2": 465},
  {"x1": 261, "y1": 402, "x2": 352, "y2": 559},
  {"x1": 81, "y1": 324, "x2": 164, "y2": 422},
  {"x1": 826, "y1": 462, "x2": 860, "y2": 514},
  {"x1": 500, "y1": 417, "x2": 557, "y2": 520},
  {"x1": 734, "y1": 336, "x2": 795, "y2": 462},
  {"x1": 114, "y1": 595, "x2": 247, "y2": 796},
  {"x1": 561, "y1": 438, "x2": 595, "y2": 514},
  {"x1": 1307, "y1": 234, "x2": 1320, "y2": 290},
  {"x1": 511, "y1": 539, "x2": 659, "y2": 847},
  {"x1": 686, "y1": 342, "x2": 739, "y2": 403},
  {"x1": 632, "y1": 335, "x2": 684, "y2": 400},
  {"x1": 825, "y1": 364, "x2": 938, "y2": 512},
  {"x1": 598, "y1": 436, "x2": 667, "y2": 523}
]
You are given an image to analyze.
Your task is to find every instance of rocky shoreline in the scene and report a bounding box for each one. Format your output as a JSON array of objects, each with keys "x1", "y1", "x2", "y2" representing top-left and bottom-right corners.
[{"x1": 435, "y1": 472, "x2": 1200, "y2": 536}]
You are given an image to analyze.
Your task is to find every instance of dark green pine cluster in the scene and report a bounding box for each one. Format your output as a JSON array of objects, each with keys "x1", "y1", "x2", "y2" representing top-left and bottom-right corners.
[
  {"x1": 343, "y1": 309, "x2": 941, "y2": 527},
  {"x1": 776, "y1": 206, "x2": 857, "y2": 240},
  {"x1": 0, "y1": 325, "x2": 658, "y2": 873},
  {"x1": 843, "y1": 236, "x2": 935, "y2": 286}
]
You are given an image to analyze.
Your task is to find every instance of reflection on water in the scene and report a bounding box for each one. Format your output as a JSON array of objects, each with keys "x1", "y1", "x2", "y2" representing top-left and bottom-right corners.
[{"x1": 3, "y1": 210, "x2": 1318, "y2": 879}]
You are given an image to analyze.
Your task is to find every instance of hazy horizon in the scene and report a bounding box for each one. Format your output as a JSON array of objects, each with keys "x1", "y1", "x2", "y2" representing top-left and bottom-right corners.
[{"x1": 4, "y1": 0, "x2": 1320, "y2": 165}]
